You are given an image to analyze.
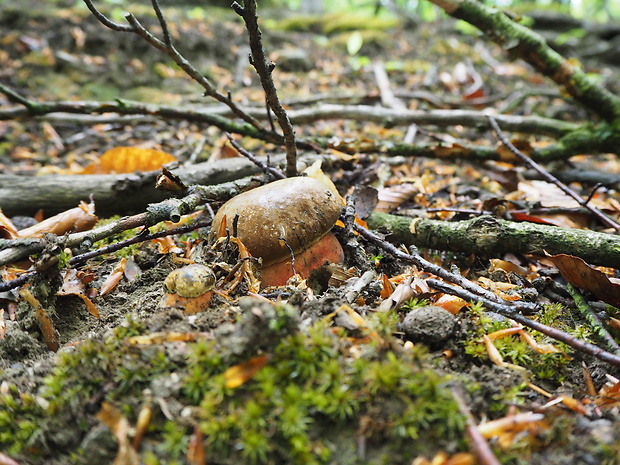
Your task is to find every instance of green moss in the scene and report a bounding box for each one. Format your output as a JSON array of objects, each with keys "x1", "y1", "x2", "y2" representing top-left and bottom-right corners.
[
  {"x1": 192, "y1": 312, "x2": 463, "y2": 464},
  {"x1": 463, "y1": 305, "x2": 572, "y2": 385},
  {"x1": 0, "y1": 387, "x2": 42, "y2": 456},
  {"x1": 401, "y1": 298, "x2": 430, "y2": 311},
  {"x1": 1, "y1": 309, "x2": 466, "y2": 464}
]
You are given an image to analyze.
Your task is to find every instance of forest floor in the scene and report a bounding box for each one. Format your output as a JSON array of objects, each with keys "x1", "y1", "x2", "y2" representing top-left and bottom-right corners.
[{"x1": 1, "y1": 1, "x2": 620, "y2": 464}]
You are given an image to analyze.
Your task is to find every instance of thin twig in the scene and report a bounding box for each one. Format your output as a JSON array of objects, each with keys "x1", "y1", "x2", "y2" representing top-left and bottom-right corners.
[
  {"x1": 225, "y1": 133, "x2": 286, "y2": 180},
  {"x1": 0, "y1": 219, "x2": 214, "y2": 292},
  {"x1": 82, "y1": 0, "x2": 263, "y2": 130},
  {"x1": 232, "y1": 0, "x2": 298, "y2": 177},
  {"x1": 451, "y1": 385, "x2": 502, "y2": 465},
  {"x1": 0, "y1": 176, "x2": 257, "y2": 270},
  {"x1": 566, "y1": 284, "x2": 620, "y2": 355},
  {"x1": 353, "y1": 222, "x2": 537, "y2": 314},
  {"x1": 488, "y1": 115, "x2": 620, "y2": 232},
  {"x1": 354, "y1": 220, "x2": 620, "y2": 367}
]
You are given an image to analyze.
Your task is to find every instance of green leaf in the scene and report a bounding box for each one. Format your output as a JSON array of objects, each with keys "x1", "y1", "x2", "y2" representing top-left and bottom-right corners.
[{"x1": 347, "y1": 31, "x2": 364, "y2": 56}]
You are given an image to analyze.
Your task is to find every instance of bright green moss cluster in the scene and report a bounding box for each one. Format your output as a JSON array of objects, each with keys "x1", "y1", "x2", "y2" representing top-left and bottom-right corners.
[
  {"x1": 463, "y1": 304, "x2": 572, "y2": 384},
  {"x1": 0, "y1": 385, "x2": 42, "y2": 457},
  {"x1": 0, "y1": 308, "x2": 465, "y2": 464},
  {"x1": 187, "y1": 313, "x2": 464, "y2": 464}
]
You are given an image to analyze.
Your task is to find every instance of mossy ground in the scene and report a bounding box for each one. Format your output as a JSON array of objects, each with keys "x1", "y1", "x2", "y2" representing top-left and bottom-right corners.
[
  {"x1": 2, "y1": 297, "x2": 467, "y2": 465},
  {"x1": 1, "y1": 1, "x2": 620, "y2": 464}
]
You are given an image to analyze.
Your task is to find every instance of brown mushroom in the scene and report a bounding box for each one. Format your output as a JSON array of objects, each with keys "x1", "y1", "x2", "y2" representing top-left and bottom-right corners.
[
  {"x1": 160, "y1": 264, "x2": 216, "y2": 314},
  {"x1": 210, "y1": 177, "x2": 344, "y2": 287}
]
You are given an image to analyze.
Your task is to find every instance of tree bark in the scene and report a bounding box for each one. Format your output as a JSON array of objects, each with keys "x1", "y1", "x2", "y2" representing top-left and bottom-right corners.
[{"x1": 367, "y1": 212, "x2": 620, "y2": 269}]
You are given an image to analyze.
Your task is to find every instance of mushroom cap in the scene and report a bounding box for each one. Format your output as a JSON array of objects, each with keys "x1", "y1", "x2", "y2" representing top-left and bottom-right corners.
[{"x1": 210, "y1": 177, "x2": 342, "y2": 267}]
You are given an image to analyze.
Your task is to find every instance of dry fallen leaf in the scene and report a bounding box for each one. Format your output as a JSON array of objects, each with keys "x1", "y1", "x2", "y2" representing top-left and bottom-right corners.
[
  {"x1": 96, "y1": 402, "x2": 139, "y2": 465},
  {"x1": 57, "y1": 269, "x2": 100, "y2": 319},
  {"x1": 81, "y1": 146, "x2": 176, "y2": 174},
  {"x1": 17, "y1": 199, "x2": 97, "y2": 238},
  {"x1": 100, "y1": 258, "x2": 127, "y2": 296},
  {"x1": 187, "y1": 424, "x2": 206, "y2": 465},
  {"x1": 224, "y1": 354, "x2": 269, "y2": 389},
  {"x1": 0, "y1": 209, "x2": 18, "y2": 239},
  {"x1": 546, "y1": 253, "x2": 620, "y2": 307},
  {"x1": 20, "y1": 288, "x2": 58, "y2": 352}
]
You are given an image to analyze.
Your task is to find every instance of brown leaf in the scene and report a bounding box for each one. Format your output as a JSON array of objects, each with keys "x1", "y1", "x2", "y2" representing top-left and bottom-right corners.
[
  {"x1": 81, "y1": 147, "x2": 176, "y2": 174},
  {"x1": 100, "y1": 258, "x2": 127, "y2": 296},
  {"x1": 375, "y1": 183, "x2": 418, "y2": 213},
  {"x1": 434, "y1": 294, "x2": 469, "y2": 314},
  {"x1": 547, "y1": 253, "x2": 620, "y2": 307},
  {"x1": 57, "y1": 269, "x2": 101, "y2": 319},
  {"x1": 20, "y1": 289, "x2": 58, "y2": 352},
  {"x1": 224, "y1": 354, "x2": 269, "y2": 389},
  {"x1": 187, "y1": 425, "x2": 206, "y2": 465},
  {"x1": 17, "y1": 200, "x2": 97, "y2": 238},
  {"x1": 96, "y1": 402, "x2": 139, "y2": 465},
  {"x1": 0, "y1": 209, "x2": 18, "y2": 239}
]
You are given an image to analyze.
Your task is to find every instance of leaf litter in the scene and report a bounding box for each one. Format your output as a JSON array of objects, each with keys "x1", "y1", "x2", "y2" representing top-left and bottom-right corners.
[{"x1": 0, "y1": 1, "x2": 620, "y2": 464}]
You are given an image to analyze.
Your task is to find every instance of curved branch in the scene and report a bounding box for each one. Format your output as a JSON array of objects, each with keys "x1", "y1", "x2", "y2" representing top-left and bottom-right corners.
[
  {"x1": 233, "y1": 0, "x2": 298, "y2": 177},
  {"x1": 82, "y1": 0, "x2": 264, "y2": 129}
]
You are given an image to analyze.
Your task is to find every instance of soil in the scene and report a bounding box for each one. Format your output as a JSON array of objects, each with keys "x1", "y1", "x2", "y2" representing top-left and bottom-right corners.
[{"x1": 1, "y1": 2, "x2": 620, "y2": 465}]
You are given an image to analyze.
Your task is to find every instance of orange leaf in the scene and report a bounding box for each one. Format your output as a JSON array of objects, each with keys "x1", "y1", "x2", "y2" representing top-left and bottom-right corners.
[
  {"x1": 81, "y1": 147, "x2": 176, "y2": 174},
  {"x1": 18, "y1": 200, "x2": 97, "y2": 238},
  {"x1": 224, "y1": 354, "x2": 269, "y2": 389},
  {"x1": 433, "y1": 294, "x2": 469, "y2": 314},
  {"x1": 96, "y1": 402, "x2": 139, "y2": 465},
  {"x1": 100, "y1": 258, "x2": 127, "y2": 296},
  {"x1": 547, "y1": 253, "x2": 620, "y2": 307},
  {"x1": 0, "y1": 209, "x2": 18, "y2": 239},
  {"x1": 20, "y1": 289, "x2": 58, "y2": 352},
  {"x1": 187, "y1": 425, "x2": 206, "y2": 465},
  {"x1": 380, "y1": 273, "x2": 394, "y2": 299}
]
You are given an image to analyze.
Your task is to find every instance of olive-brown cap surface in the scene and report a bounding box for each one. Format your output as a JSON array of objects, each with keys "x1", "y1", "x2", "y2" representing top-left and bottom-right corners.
[{"x1": 210, "y1": 177, "x2": 342, "y2": 267}]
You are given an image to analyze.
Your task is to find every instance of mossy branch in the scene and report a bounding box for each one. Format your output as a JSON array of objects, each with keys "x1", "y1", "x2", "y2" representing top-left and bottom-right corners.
[
  {"x1": 429, "y1": 0, "x2": 620, "y2": 123},
  {"x1": 367, "y1": 212, "x2": 620, "y2": 269}
]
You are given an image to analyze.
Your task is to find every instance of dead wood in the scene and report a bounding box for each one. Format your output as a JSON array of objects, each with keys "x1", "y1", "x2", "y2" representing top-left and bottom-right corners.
[{"x1": 367, "y1": 211, "x2": 620, "y2": 269}]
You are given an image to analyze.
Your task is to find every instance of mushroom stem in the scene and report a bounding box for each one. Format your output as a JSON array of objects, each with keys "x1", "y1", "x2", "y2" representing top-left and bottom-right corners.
[{"x1": 260, "y1": 232, "x2": 344, "y2": 287}]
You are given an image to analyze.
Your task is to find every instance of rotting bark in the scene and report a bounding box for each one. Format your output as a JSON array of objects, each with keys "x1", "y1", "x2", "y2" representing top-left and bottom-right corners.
[{"x1": 367, "y1": 212, "x2": 620, "y2": 269}]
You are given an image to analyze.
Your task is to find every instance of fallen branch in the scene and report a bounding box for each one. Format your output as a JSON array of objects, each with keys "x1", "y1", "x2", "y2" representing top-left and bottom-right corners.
[
  {"x1": 429, "y1": 0, "x2": 620, "y2": 122},
  {"x1": 366, "y1": 212, "x2": 620, "y2": 269},
  {"x1": 355, "y1": 221, "x2": 620, "y2": 367},
  {"x1": 0, "y1": 153, "x2": 325, "y2": 217},
  {"x1": 0, "y1": 175, "x2": 259, "y2": 269},
  {"x1": 0, "y1": 92, "x2": 579, "y2": 139},
  {"x1": 428, "y1": 278, "x2": 620, "y2": 368},
  {"x1": 488, "y1": 115, "x2": 620, "y2": 231}
]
